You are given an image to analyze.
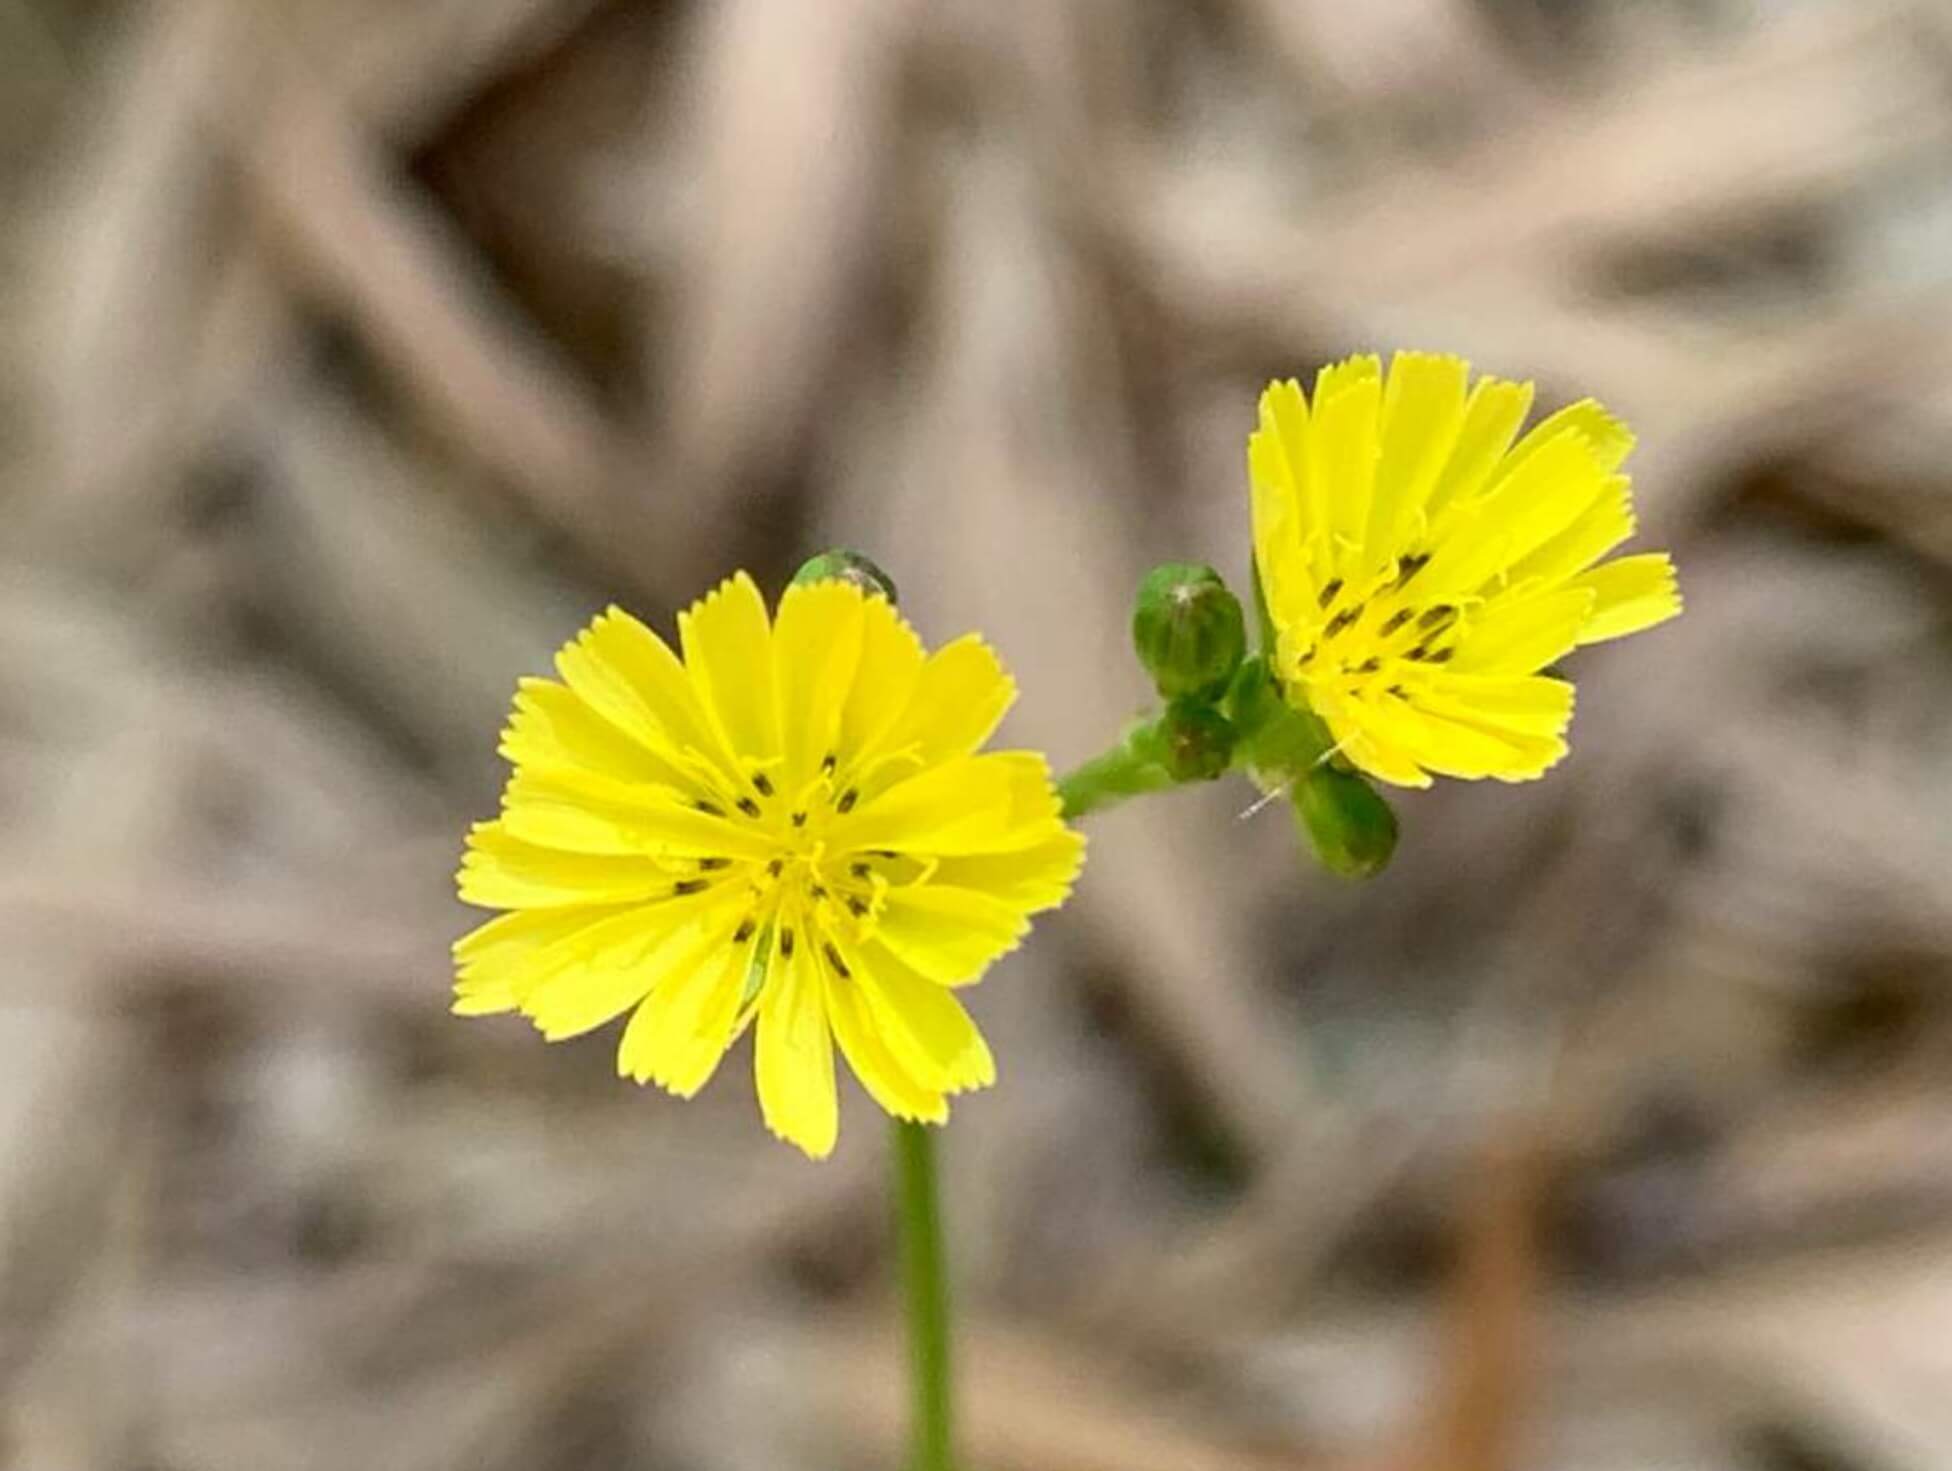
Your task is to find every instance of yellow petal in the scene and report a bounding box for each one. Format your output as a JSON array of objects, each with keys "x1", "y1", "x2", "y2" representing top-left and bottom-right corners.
[
  {"x1": 875, "y1": 883, "x2": 1032, "y2": 986},
  {"x1": 1261, "y1": 378, "x2": 1332, "y2": 589},
  {"x1": 499, "y1": 766, "x2": 776, "y2": 862},
  {"x1": 452, "y1": 904, "x2": 634, "y2": 1013},
  {"x1": 1424, "y1": 374, "x2": 1534, "y2": 521},
  {"x1": 846, "y1": 938, "x2": 996, "y2": 1094},
  {"x1": 772, "y1": 579, "x2": 866, "y2": 786},
  {"x1": 929, "y1": 827, "x2": 1085, "y2": 912},
  {"x1": 617, "y1": 917, "x2": 753, "y2": 1094},
  {"x1": 1336, "y1": 721, "x2": 1434, "y2": 789},
  {"x1": 458, "y1": 821, "x2": 685, "y2": 908},
  {"x1": 680, "y1": 572, "x2": 782, "y2": 769},
  {"x1": 825, "y1": 963, "x2": 948, "y2": 1123},
  {"x1": 1370, "y1": 690, "x2": 1567, "y2": 783},
  {"x1": 1251, "y1": 415, "x2": 1318, "y2": 630},
  {"x1": 1390, "y1": 675, "x2": 1575, "y2": 781},
  {"x1": 555, "y1": 607, "x2": 730, "y2": 777},
  {"x1": 1312, "y1": 685, "x2": 1434, "y2": 788},
  {"x1": 1448, "y1": 586, "x2": 1596, "y2": 675},
  {"x1": 1571, "y1": 553, "x2": 1682, "y2": 644},
  {"x1": 833, "y1": 751, "x2": 1060, "y2": 856},
  {"x1": 837, "y1": 593, "x2": 925, "y2": 761},
  {"x1": 454, "y1": 903, "x2": 624, "y2": 968},
  {"x1": 1505, "y1": 397, "x2": 1635, "y2": 477},
  {"x1": 754, "y1": 924, "x2": 839, "y2": 1158},
  {"x1": 1366, "y1": 352, "x2": 1468, "y2": 575},
  {"x1": 1414, "y1": 674, "x2": 1576, "y2": 740},
  {"x1": 1502, "y1": 475, "x2": 1634, "y2": 588},
  {"x1": 1419, "y1": 430, "x2": 1610, "y2": 598},
  {"x1": 501, "y1": 677, "x2": 687, "y2": 788},
  {"x1": 1309, "y1": 356, "x2": 1383, "y2": 571},
  {"x1": 452, "y1": 984, "x2": 519, "y2": 1017},
  {"x1": 522, "y1": 890, "x2": 744, "y2": 1041},
  {"x1": 590, "y1": 605, "x2": 736, "y2": 753},
  {"x1": 983, "y1": 751, "x2": 1067, "y2": 836},
  {"x1": 1312, "y1": 353, "x2": 1383, "y2": 408},
  {"x1": 861, "y1": 634, "x2": 1016, "y2": 775}
]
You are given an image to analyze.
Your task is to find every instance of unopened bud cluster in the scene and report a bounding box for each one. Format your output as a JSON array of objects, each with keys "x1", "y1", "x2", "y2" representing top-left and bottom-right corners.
[{"x1": 1124, "y1": 560, "x2": 1398, "y2": 878}]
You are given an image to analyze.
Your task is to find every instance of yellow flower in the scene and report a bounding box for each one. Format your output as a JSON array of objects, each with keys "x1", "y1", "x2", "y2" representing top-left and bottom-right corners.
[
  {"x1": 1249, "y1": 352, "x2": 1681, "y2": 788},
  {"x1": 453, "y1": 573, "x2": 1083, "y2": 1158}
]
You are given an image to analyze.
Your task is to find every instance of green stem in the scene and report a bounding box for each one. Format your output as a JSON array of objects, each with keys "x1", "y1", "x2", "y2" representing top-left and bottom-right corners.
[
  {"x1": 894, "y1": 1119, "x2": 954, "y2": 1471},
  {"x1": 1054, "y1": 719, "x2": 1175, "y2": 819}
]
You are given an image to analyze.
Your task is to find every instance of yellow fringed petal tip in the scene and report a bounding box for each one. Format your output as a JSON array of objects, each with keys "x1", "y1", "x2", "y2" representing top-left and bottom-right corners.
[
  {"x1": 452, "y1": 573, "x2": 1084, "y2": 1160},
  {"x1": 1248, "y1": 352, "x2": 1682, "y2": 789}
]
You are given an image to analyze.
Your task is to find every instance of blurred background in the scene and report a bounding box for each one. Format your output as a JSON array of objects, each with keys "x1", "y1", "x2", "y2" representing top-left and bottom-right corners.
[{"x1": 7, "y1": 0, "x2": 1952, "y2": 1467}]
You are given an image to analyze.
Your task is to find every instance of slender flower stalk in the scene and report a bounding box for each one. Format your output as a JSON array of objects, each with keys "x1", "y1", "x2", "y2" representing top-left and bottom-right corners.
[
  {"x1": 1053, "y1": 720, "x2": 1180, "y2": 818},
  {"x1": 894, "y1": 1119, "x2": 954, "y2": 1471}
]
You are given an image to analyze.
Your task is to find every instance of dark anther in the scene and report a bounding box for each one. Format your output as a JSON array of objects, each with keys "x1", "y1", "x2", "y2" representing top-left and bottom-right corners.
[
  {"x1": 1354, "y1": 658, "x2": 1382, "y2": 675},
  {"x1": 767, "y1": 857, "x2": 785, "y2": 878},
  {"x1": 752, "y1": 772, "x2": 775, "y2": 797},
  {"x1": 673, "y1": 879, "x2": 709, "y2": 896},
  {"x1": 810, "y1": 884, "x2": 828, "y2": 900},
  {"x1": 1323, "y1": 606, "x2": 1362, "y2": 640},
  {"x1": 791, "y1": 811, "x2": 808, "y2": 828},
  {"x1": 1417, "y1": 604, "x2": 1455, "y2": 629},
  {"x1": 1379, "y1": 609, "x2": 1414, "y2": 636},
  {"x1": 846, "y1": 896, "x2": 870, "y2": 917},
  {"x1": 1394, "y1": 552, "x2": 1430, "y2": 587},
  {"x1": 694, "y1": 798, "x2": 727, "y2": 817},
  {"x1": 823, "y1": 942, "x2": 851, "y2": 979},
  {"x1": 733, "y1": 918, "x2": 757, "y2": 944},
  {"x1": 836, "y1": 788, "x2": 858, "y2": 814},
  {"x1": 1405, "y1": 645, "x2": 1430, "y2": 662},
  {"x1": 1318, "y1": 577, "x2": 1344, "y2": 608},
  {"x1": 1426, "y1": 647, "x2": 1455, "y2": 664},
  {"x1": 736, "y1": 796, "x2": 762, "y2": 819},
  {"x1": 821, "y1": 753, "x2": 837, "y2": 775},
  {"x1": 1387, "y1": 684, "x2": 1408, "y2": 699},
  {"x1": 699, "y1": 857, "x2": 730, "y2": 871},
  {"x1": 779, "y1": 928, "x2": 796, "y2": 959},
  {"x1": 850, "y1": 861, "x2": 871, "y2": 879},
  {"x1": 871, "y1": 849, "x2": 900, "y2": 859}
]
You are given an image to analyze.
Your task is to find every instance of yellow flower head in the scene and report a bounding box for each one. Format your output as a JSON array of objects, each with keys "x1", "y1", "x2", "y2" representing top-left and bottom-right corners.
[
  {"x1": 454, "y1": 573, "x2": 1084, "y2": 1158},
  {"x1": 1249, "y1": 352, "x2": 1681, "y2": 788}
]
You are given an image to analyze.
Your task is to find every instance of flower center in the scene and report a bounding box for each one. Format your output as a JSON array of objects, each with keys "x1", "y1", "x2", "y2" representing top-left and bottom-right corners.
[
  {"x1": 678, "y1": 752, "x2": 910, "y2": 969},
  {"x1": 1291, "y1": 555, "x2": 1465, "y2": 697}
]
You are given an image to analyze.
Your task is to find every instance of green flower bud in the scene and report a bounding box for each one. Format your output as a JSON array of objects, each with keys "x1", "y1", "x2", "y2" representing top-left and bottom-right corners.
[
  {"x1": 1132, "y1": 563, "x2": 1246, "y2": 699},
  {"x1": 1293, "y1": 764, "x2": 1398, "y2": 879},
  {"x1": 792, "y1": 549, "x2": 899, "y2": 604},
  {"x1": 1154, "y1": 698, "x2": 1234, "y2": 783}
]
